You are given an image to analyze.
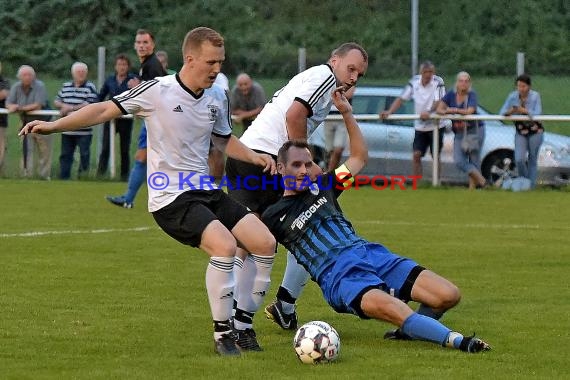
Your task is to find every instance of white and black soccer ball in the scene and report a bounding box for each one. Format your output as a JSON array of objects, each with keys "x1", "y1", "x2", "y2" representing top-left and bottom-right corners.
[{"x1": 293, "y1": 321, "x2": 340, "y2": 364}]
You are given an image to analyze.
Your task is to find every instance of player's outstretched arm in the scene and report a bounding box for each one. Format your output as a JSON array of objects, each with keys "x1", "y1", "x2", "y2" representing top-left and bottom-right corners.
[
  {"x1": 333, "y1": 87, "x2": 368, "y2": 176},
  {"x1": 19, "y1": 101, "x2": 123, "y2": 136},
  {"x1": 215, "y1": 135, "x2": 276, "y2": 174}
]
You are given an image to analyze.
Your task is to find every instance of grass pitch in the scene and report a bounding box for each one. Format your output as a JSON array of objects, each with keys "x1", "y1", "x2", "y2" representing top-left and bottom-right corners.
[{"x1": 0, "y1": 180, "x2": 569, "y2": 379}]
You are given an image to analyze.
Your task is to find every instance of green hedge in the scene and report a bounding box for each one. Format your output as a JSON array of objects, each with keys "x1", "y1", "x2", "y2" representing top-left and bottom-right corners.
[{"x1": 1, "y1": 0, "x2": 569, "y2": 79}]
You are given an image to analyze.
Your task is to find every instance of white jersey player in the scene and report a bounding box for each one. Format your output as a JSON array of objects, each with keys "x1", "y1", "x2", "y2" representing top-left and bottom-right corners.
[
  {"x1": 20, "y1": 27, "x2": 278, "y2": 357},
  {"x1": 225, "y1": 43, "x2": 368, "y2": 331}
]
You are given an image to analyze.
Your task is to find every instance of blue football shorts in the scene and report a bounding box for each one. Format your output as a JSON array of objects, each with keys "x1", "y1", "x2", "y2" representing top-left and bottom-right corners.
[{"x1": 319, "y1": 242, "x2": 420, "y2": 317}]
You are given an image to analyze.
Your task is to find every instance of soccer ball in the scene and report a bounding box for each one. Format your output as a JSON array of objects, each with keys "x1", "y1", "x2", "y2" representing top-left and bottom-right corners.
[{"x1": 293, "y1": 321, "x2": 340, "y2": 364}]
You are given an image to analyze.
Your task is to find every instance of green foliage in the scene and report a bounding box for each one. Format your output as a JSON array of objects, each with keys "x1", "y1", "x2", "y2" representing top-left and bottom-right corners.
[
  {"x1": 1, "y1": 0, "x2": 570, "y2": 78},
  {"x1": 1, "y1": 181, "x2": 569, "y2": 379}
]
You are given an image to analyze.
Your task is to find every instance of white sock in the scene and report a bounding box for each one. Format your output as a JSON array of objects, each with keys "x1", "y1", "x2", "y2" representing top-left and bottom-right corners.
[
  {"x1": 234, "y1": 253, "x2": 274, "y2": 330},
  {"x1": 206, "y1": 256, "x2": 235, "y2": 340},
  {"x1": 280, "y1": 251, "x2": 310, "y2": 314},
  {"x1": 232, "y1": 256, "x2": 245, "y2": 317}
]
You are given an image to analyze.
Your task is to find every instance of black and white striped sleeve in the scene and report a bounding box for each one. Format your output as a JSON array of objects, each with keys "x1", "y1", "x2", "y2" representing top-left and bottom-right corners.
[
  {"x1": 293, "y1": 67, "x2": 336, "y2": 117},
  {"x1": 111, "y1": 80, "x2": 159, "y2": 115}
]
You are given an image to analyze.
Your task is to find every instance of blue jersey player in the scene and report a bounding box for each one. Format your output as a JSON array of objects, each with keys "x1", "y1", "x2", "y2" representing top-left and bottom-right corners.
[{"x1": 261, "y1": 88, "x2": 491, "y2": 353}]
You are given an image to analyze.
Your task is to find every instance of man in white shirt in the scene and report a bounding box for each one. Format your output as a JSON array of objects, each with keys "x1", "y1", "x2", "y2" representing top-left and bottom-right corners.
[
  {"x1": 225, "y1": 43, "x2": 368, "y2": 332},
  {"x1": 381, "y1": 61, "x2": 446, "y2": 178},
  {"x1": 20, "y1": 27, "x2": 277, "y2": 357}
]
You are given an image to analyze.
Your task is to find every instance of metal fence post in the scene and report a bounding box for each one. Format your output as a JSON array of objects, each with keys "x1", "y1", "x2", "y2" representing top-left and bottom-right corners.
[{"x1": 517, "y1": 52, "x2": 525, "y2": 75}]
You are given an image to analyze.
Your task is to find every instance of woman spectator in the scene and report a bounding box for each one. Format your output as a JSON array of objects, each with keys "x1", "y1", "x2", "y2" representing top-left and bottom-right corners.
[
  {"x1": 499, "y1": 74, "x2": 543, "y2": 188},
  {"x1": 97, "y1": 54, "x2": 138, "y2": 180},
  {"x1": 437, "y1": 71, "x2": 486, "y2": 189}
]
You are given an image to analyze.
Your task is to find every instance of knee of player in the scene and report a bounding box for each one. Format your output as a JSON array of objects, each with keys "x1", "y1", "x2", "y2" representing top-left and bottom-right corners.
[
  {"x1": 255, "y1": 231, "x2": 276, "y2": 254},
  {"x1": 439, "y1": 283, "x2": 461, "y2": 309},
  {"x1": 214, "y1": 239, "x2": 238, "y2": 257}
]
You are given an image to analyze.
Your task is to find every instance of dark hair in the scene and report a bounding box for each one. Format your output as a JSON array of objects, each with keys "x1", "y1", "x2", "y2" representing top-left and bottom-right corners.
[
  {"x1": 115, "y1": 53, "x2": 131, "y2": 67},
  {"x1": 331, "y1": 42, "x2": 368, "y2": 63},
  {"x1": 516, "y1": 74, "x2": 531, "y2": 86},
  {"x1": 136, "y1": 28, "x2": 155, "y2": 42},
  {"x1": 277, "y1": 140, "x2": 311, "y2": 164}
]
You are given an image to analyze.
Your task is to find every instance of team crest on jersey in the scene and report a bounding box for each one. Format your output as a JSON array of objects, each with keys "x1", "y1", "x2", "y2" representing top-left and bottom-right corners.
[
  {"x1": 207, "y1": 105, "x2": 219, "y2": 121},
  {"x1": 309, "y1": 182, "x2": 320, "y2": 195}
]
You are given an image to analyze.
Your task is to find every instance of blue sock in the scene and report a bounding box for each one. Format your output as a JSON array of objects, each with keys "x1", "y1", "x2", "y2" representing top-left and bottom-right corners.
[
  {"x1": 417, "y1": 304, "x2": 444, "y2": 320},
  {"x1": 124, "y1": 160, "x2": 146, "y2": 203},
  {"x1": 401, "y1": 313, "x2": 458, "y2": 346}
]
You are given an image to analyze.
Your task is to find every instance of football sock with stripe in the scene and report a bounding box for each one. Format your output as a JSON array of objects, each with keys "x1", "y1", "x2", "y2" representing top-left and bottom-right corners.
[
  {"x1": 234, "y1": 254, "x2": 274, "y2": 330},
  {"x1": 206, "y1": 256, "x2": 235, "y2": 340},
  {"x1": 232, "y1": 256, "x2": 244, "y2": 318}
]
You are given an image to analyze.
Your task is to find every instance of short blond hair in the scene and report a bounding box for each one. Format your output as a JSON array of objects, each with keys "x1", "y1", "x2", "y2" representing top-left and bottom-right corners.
[{"x1": 182, "y1": 27, "x2": 224, "y2": 56}]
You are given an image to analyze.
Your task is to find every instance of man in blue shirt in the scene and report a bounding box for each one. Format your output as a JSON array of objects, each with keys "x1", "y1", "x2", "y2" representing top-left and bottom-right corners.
[
  {"x1": 262, "y1": 87, "x2": 491, "y2": 354},
  {"x1": 499, "y1": 74, "x2": 543, "y2": 187},
  {"x1": 97, "y1": 54, "x2": 138, "y2": 180}
]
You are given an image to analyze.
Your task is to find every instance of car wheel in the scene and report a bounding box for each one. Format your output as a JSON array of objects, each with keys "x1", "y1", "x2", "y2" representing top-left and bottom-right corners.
[{"x1": 481, "y1": 150, "x2": 515, "y2": 185}]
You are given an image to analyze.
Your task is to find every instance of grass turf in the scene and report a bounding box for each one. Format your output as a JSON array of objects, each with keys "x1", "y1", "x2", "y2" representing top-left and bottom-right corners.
[{"x1": 0, "y1": 180, "x2": 568, "y2": 379}]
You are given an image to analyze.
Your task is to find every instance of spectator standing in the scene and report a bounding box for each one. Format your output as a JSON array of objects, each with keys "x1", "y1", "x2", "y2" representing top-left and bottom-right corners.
[
  {"x1": 436, "y1": 71, "x2": 486, "y2": 189},
  {"x1": 6, "y1": 65, "x2": 52, "y2": 179},
  {"x1": 54, "y1": 62, "x2": 99, "y2": 179},
  {"x1": 0, "y1": 62, "x2": 9, "y2": 175},
  {"x1": 106, "y1": 29, "x2": 167, "y2": 208},
  {"x1": 97, "y1": 54, "x2": 138, "y2": 180},
  {"x1": 499, "y1": 74, "x2": 543, "y2": 188},
  {"x1": 230, "y1": 73, "x2": 266, "y2": 131},
  {"x1": 156, "y1": 50, "x2": 177, "y2": 75},
  {"x1": 381, "y1": 61, "x2": 446, "y2": 178}
]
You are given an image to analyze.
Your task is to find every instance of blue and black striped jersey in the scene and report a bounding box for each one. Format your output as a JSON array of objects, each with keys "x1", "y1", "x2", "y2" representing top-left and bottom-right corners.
[{"x1": 262, "y1": 172, "x2": 367, "y2": 281}]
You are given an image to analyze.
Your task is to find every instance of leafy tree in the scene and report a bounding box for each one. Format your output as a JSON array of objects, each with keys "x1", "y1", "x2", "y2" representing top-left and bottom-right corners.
[{"x1": 1, "y1": 0, "x2": 568, "y2": 79}]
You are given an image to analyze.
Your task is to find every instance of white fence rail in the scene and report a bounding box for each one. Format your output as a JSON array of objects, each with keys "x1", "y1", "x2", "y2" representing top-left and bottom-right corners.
[
  {"x1": 0, "y1": 109, "x2": 132, "y2": 178},
  {"x1": 2, "y1": 108, "x2": 570, "y2": 184}
]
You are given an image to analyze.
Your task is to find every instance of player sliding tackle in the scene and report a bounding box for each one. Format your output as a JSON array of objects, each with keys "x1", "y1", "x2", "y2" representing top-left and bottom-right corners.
[
  {"x1": 261, "y1": 87, "x2": 491, "y2": 353},
  {"x1": 20, "y1": 27, "x2": 277, "y2": 357}
]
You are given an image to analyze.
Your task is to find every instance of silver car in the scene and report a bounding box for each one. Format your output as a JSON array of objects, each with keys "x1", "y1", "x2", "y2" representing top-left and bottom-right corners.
[{"x1": 310, "y1": 86, "x2": 570, "y2": 186}]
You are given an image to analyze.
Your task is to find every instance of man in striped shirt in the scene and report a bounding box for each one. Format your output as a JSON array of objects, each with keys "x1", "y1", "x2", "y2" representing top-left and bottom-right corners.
[
  {"x1": 262, "y1": 89, "x2": 491, "y2": 354},
  {"x1": 54, "y1": 62, "x2": 99, "y2": 179}
]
